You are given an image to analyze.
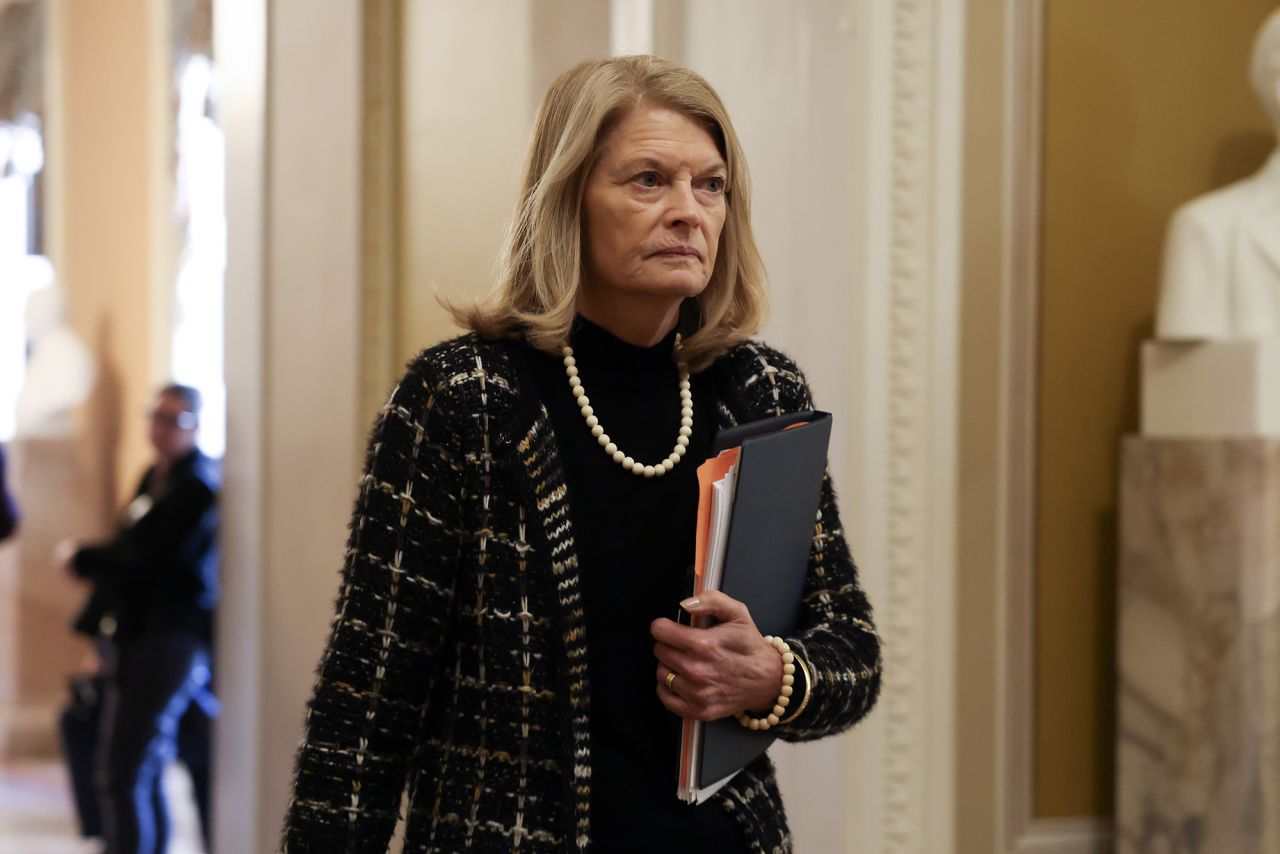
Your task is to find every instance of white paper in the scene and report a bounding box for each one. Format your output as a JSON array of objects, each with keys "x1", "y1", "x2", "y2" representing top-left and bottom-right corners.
[
  {"x1": 704, "y1": 462, "x2": 737, "y2": 593},
  {"x1": 678, "y1": 461, "x2": 740, "y2": 804}
]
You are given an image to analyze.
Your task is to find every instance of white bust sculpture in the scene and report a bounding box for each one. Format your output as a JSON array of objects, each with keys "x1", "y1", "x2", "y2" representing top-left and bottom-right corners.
[
  {"x1": 15, "y1": 258, "x2": 96, "y2": 439},
  {"x1": 1156, "y1": 9, "x2": 1280, "y2": 340}
]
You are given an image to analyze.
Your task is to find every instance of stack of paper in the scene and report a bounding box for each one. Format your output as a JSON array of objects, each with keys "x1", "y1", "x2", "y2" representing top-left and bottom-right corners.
[{"x1": 678, "y1": 448, "x2": 742, "y2": 804}]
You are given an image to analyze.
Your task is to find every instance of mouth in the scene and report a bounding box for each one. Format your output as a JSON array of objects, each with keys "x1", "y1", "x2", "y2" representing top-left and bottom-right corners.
[{"x1": 650, "y1": 246, "x2": 703, "y2": 261}]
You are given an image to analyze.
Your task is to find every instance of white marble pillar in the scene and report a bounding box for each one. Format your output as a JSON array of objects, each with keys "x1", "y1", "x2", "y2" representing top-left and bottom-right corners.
[
  {"x1": 1117, "y1": 437, "x2": 1280, "y2": 854},
  {"x1": 214, "y1": 1, "x2": 363, "y2": 851}
]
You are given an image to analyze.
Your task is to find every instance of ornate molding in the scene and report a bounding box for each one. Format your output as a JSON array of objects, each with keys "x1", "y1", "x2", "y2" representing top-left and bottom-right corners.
[
  {"x1": 882, "y1": 1, "x2": 937, "y2": 850},
  {"x1": 1001, "y1": 0, "x2": 1045, "y2": 846}
]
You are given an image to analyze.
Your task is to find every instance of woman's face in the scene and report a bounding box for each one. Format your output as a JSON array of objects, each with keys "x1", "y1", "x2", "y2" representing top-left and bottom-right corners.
[{"x1": 581, "y1": 104, "x2": 728, "y2": 307}]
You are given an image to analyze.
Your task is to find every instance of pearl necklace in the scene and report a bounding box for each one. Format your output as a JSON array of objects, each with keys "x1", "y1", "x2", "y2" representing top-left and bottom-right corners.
[{"x1": 562, "y1": 334, "x2": 692, "y2": 478}]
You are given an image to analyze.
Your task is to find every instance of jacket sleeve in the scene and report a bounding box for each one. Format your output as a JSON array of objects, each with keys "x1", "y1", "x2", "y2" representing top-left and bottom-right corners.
[
  {"x1": 774, "y1": 469, "x2": 882, "y2": 741},
  {"x1": 283, "y1": 360, "x2": 464, "y2": 852},
  {"x1": 736, "y1": 344, "x2": 882, "y2": 742},
  {"x1": 72, "y1": 476, "x2": 216, "y2": 590}
]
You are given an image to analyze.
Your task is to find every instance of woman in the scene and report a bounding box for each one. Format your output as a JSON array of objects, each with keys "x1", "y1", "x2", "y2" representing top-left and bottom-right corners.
[{"x1": 285, "y1": 55, "x2": 880, "y2": 853}]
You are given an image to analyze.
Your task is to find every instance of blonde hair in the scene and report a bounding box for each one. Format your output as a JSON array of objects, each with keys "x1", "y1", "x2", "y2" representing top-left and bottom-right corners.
[{"x1": 448, "y1": 55, "x2": 768, "y2": 372}]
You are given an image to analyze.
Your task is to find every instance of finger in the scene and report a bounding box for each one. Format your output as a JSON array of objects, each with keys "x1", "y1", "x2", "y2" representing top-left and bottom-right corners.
[
  {"x1": 657, "y1": 664, "x2": 675, "y2": 692},
  {"x1": 655, "y1": 655, "x2": 712, "y2": 697},
  {"x1": 650, "y1": 617, "x2": 708, "y2": 651},
  {"x1": 653, "y1": 642, "x2": 696, "y2": 674},
  {"x1": 655, "y1": 680, "x2": 688, "y2": 715},
  {"x1": 655, "y1": 682, "x2": 716, "y2": 722},
  {"x1": 656, "y1": 662, "x2": 703, "y2": 703},
  {"x1": 680, "y1": 589, "x2": 753, "y2": 625}
]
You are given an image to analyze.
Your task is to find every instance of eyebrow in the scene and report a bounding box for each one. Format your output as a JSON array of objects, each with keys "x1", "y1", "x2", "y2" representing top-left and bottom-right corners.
[{"x1": 619, "y1": 156, "x2": 728, "y2": 175}]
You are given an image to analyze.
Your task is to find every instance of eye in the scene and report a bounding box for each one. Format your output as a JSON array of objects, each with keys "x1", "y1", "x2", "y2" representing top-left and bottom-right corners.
[
  {"x1": 702, "y1": 176, "x2": 726, "y2": 194},
  {"x1": 635, "y1": 171, "x2": 661, "y2": 188}
]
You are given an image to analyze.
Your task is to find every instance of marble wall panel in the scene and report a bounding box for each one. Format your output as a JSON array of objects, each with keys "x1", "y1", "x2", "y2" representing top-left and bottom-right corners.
[{"x1": 1118, "y1": 437, "x2": 1280, "y2": 854}]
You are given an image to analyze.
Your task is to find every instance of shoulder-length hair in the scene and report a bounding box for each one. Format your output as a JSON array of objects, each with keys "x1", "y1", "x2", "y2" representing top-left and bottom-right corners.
[{"x1": 448, "y1": 54, "x2": 768, "y2": 372}]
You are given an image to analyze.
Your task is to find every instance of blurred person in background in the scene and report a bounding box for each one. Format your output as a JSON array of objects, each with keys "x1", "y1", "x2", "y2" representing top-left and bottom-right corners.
[
  {"x1": 58, "y1": 383, "x2": 219, "y2": 854},
  {"x1": 0, "y1": 443, "x2": 16, "y2": 541}
]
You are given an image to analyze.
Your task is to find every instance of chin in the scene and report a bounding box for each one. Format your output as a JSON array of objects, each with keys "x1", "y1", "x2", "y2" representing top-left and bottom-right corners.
[{"x1": 631, "y1": 274, "x2": 709, "y2": 300}]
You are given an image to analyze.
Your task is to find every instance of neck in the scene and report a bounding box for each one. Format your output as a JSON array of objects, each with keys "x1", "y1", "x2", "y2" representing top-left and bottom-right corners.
[
  {"x1": 576, "y1": 287, "x2": 682, "y2": 348},
  {"x1": 1265, "y1": 143, "x2": 1280, "y2": 177},
  {"x1": 159, "y1": 447, "x2": 194, "y2": 470}
]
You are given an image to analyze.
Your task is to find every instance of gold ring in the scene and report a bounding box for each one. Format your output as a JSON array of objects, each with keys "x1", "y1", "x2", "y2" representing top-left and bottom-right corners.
[{"x1": 665, "y1": 671, "x2": 678, "y2": 691}]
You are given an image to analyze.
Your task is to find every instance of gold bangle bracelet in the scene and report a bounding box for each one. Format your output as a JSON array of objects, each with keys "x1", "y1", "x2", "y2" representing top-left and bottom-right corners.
[{"x1": 776, "y1": 652, "x2": 812, "y2": 726}]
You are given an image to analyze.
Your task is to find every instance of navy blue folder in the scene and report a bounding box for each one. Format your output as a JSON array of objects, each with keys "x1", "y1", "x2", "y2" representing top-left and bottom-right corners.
[{"x1": 694, "y1": 409, "x2": 832, "y2": 788}]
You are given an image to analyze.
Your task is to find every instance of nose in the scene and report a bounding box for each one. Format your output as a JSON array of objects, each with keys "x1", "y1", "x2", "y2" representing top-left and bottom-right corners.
[{"x1": 665, "y1": 180, "x2": 702, "y2": 230}]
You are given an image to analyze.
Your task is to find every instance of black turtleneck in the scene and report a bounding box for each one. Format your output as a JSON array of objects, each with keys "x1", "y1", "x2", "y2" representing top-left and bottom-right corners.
[{"x1": 523, "y1": 315, "x2": 747, "y2": 852}]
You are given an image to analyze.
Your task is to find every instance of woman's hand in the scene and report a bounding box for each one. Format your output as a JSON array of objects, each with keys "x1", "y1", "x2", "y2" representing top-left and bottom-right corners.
[{"x1": 650, "y1": 589, "x2": 783, "y2": 722}]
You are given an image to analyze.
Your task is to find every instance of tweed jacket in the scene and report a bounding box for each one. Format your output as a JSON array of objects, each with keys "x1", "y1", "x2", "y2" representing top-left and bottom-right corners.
[{"x1": 284, "y1": 333, "x2": 882, "y2": 853}]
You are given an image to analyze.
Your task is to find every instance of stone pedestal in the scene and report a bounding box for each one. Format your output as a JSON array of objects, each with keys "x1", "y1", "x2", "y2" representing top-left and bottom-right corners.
[
  {"x1": 1117, "y1": 437, "x2": 1280, "y2": 854},
  {"x1": 0, "y1": 438, "x2": 108, "y2": 759}
]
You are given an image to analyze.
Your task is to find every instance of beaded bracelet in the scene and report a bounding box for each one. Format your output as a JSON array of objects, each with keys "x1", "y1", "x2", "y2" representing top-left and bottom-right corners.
[{"x1": 735, "y1": 636, "x2": 797, "y2": 731}]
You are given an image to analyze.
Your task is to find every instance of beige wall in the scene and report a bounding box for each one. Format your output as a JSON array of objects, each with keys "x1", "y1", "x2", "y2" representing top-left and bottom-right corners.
[
  {"x1": 1035, "y1": 0, "x2": 1278, "y2": 819},
  {"x1": 398, "y1": 0, "x2": 532, "y2": 362},
  {"x1": 0, "y1": 0, "x2": 168, "y2": 762},
  {"x1": 49, "y1": 0, "x2": 164, "y2": 508},
  {"x1": 215, "y1": 0, "x2": 364, "y2": 848},
  {"x1": 397, "y1": 0, "x2": 609, "y2": 365}
]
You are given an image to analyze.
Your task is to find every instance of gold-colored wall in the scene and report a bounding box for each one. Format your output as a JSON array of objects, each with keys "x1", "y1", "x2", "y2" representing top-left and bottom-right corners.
[
  {"x1": 956, "y1": 0, "x2": 1006, "y2": 847},
  {"x1": 1035, "y1": 0, "x2": 1277, "y2": 818}
]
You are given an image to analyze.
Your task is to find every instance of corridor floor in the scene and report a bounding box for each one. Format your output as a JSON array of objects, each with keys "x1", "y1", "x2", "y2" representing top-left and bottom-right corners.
[{"x1": 0, "y1": 760, "x2": 203, "y2": 853}]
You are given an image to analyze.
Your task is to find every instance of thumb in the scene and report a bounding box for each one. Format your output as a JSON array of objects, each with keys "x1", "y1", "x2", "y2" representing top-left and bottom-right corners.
[{"x1": 680, "y1": 589, "x2": 751, "y2": 624}]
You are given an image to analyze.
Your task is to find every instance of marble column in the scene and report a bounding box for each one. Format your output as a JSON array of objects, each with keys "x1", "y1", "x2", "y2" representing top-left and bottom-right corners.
[{"x1": 1117, "y1": 437, "x2": 1280, "y2": 854}]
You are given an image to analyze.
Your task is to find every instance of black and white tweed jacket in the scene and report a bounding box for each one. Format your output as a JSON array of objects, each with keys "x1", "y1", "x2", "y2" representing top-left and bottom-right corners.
[{"x1": 283, "y1": 333, "x2": 882, "y2": 853}]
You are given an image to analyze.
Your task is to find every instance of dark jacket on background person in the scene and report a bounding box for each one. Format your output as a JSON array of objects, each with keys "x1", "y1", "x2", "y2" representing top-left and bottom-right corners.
[
  {"x1": 71, "y1": 449, "x2": 220, "y2": 642},
  {"x1": 0, "y1": 444, "x2": 17, "y2": 542},
  {"x1": 284, "y1": 334, "x2": 883, "y2": 853}
]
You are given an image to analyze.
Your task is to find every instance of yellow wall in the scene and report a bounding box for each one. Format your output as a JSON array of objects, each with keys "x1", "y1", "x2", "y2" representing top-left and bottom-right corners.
[
  {"x1": 49, "y1": 0, "x2": 162, "y2": 506},
  {"x1": 1035, "y1": 0, "x2": 1277, "y2": 818}
]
